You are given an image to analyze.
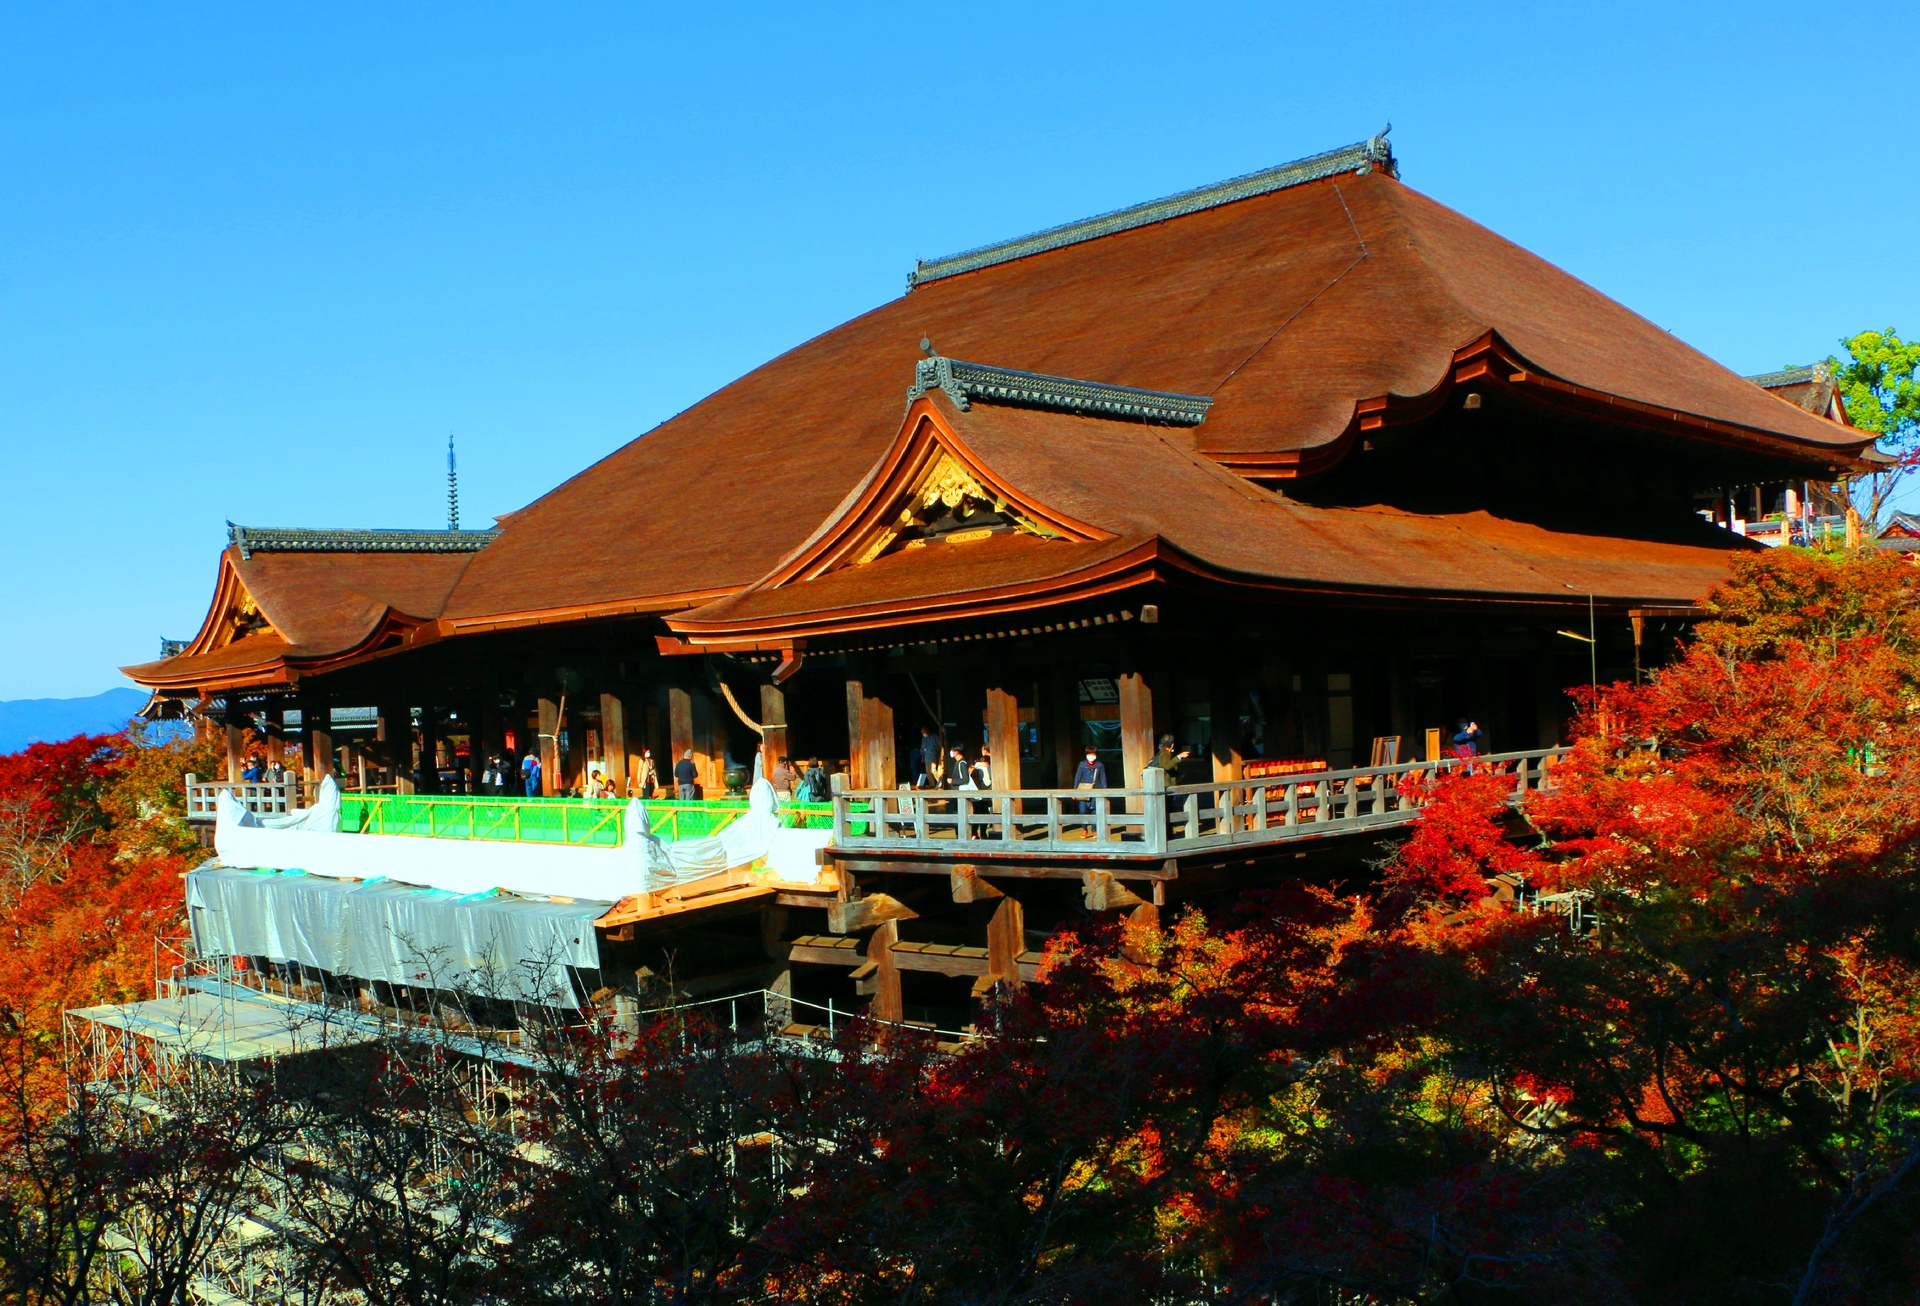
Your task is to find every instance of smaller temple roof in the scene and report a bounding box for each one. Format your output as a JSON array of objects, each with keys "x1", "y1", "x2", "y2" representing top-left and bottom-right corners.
[{"x1": 1746, "y1": 362, "x2": 1849, "y2": 426}]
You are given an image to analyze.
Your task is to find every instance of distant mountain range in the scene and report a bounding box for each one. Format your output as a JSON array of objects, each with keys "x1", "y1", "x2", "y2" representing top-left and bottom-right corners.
[{"x1": 0, "y1": 688, "x2": 150, "y2": 755}]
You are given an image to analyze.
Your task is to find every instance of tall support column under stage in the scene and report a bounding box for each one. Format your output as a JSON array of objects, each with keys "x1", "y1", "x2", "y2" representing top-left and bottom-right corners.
[
  {"x1": 224, "y1": 695, "x2": 245, "y2": 782},
  {"x1": 538, "y1": 696, "x2": 561, "y2": 797},
  {"x1": 866, "y1": 919, "x2": 903, "y2": 1024},
  {"x1": 759, "y1": 684, "x2": 787, "y2": 780},
  {"x1": 845, "y1": 677, "x2": 894, "y2": 789},
  {"x1": 985, "y1": 685, "x2": 1021, "y2": 791},
  {"x1": 301, "y1": 691, "x2": 333, "y2": 784},
  {"x1": 599, "y1": 692, "x2": 630, "y2": 793}
]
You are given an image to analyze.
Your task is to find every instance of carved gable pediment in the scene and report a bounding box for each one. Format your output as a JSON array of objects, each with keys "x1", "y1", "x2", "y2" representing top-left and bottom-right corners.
[
  {"x1": 851, "y1": 450, "x2": 1064, "y2": 567},
  {"x1": 759, "y1": 398, "x2": 1112, "y2": 589}
]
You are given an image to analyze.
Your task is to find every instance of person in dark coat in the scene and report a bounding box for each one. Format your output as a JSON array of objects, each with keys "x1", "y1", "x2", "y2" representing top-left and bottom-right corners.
[
  {"x1": 913, "y1": 727, "x2": 939, "y2": 788},
  {"x1": 674, "y1": 749, "x2": 700, "y2": 800},
  {"x1": 1072, "y1": 747, "x2": 1108, "y2": 815},
  {"x1": 1452, "y1": 719, "x2": 1485, "y2": 760}
]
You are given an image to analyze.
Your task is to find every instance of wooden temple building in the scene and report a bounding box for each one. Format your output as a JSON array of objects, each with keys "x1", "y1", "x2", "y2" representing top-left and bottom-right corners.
[{"x1": 124, "y1": 131, "x2": 1874, "y2": 1029}]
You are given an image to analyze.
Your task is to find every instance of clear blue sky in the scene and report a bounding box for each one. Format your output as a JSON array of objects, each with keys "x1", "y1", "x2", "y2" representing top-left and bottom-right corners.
[{"x1": 2, "y1": 2, "x2": 1913, "y2": 699}]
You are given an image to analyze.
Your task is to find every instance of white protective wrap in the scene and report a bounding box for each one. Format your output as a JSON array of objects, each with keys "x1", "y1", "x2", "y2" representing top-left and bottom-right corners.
[{"x1": 214, "y1": 777, "x2": 825, "y2": 898}]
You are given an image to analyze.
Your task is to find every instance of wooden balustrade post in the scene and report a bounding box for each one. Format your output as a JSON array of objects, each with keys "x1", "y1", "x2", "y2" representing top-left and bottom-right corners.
[{"x1": 1142, "y1": 764, "x2": 1167, "y2": 855}]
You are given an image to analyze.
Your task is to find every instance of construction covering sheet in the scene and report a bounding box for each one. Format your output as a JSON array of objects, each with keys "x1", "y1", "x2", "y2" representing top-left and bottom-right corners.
[{"x1": 188, "y1": 866, "x2": 603, "y2": 1006}]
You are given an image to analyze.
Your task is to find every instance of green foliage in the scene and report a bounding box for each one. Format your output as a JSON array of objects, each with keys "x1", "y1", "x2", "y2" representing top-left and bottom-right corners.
[{"x1": 1828, "y1": 328, "x2": 1920, "y2": 447}]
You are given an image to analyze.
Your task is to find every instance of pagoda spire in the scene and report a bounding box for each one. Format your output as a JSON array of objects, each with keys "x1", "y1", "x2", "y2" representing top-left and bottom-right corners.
[{"x1": 447, "y1": 435, "x2": 459, "y2": 531}]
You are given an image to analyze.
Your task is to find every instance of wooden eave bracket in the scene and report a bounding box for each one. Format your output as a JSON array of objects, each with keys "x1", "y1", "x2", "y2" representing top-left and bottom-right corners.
[{"x1": 828, "y1": 892, "x2": 919, "y2": 934}]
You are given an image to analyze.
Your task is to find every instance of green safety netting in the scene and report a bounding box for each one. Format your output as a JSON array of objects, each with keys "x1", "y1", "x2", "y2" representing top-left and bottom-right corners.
[{"x1": 336, "y1": 794, "x2": 837, "y2": 846}]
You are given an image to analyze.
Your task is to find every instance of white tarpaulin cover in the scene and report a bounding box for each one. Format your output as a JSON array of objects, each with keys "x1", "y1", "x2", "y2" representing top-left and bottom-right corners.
[
  {"x1": 187, "y1": 866, "x2": 604, "y2": 1006},
  {"x1": 214, "y1": 776, "x2": 827, "y2": 900}
]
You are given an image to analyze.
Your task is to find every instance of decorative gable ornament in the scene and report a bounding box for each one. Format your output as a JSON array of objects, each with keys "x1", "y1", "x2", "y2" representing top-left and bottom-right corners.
[{"x1": 906, "y1": 343, "x2": 1213, "y2": 427}]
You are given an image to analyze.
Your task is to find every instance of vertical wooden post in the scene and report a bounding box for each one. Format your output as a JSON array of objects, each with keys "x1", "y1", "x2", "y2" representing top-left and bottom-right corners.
[
  {"x1": 1208, "y1": 666, "x2": 1242, "y2": 783},
  {"x1": 845, "y1": 678, "x2": 867, "y2": 788},
  {"x1": 263, "y1": 697, "x2": 285, "y2": 767},
  {"x1": 863, "y1": 695, "x2": 895, "y2": 790},
  {"x1": 668, "y1": 687, "x2": 694, "y2": 788},
  {"x1": 986, "y1": 894, "x2": 1025, "y2": 990},
  {"x1": 537, "y1": 697, "x2": 561, "y2": 797},
  {"x1": 760, "y1": 684, "x2": 788, "y2": 784},
  {"x1": 867, "y1": 919, "x2": 903, "y2": 1024},
  {"x1": 417, "y1": 707, "x2": 441, "y2": 794},
  {"x1": 599, "y1": 692, "x2": 630, "y2": 792},
  {"x1": 378, "y1": 703, "x2": 413, "y2": 794},
  {"x1": 1117, "y1": 672, "x2": 1154, "y2": 792},
  {"x1": 985, "y1": 685, "x2": 1021, "y2": 791},
  {"x1": 224, "y1": 695, "x2": 245, "y2": 781},
  {"x1": 693, "y1": 688, "x2": 723, "y2": 795},
  {"x1": 301, "y1": 693, "x2": 333, "y2": 783}
]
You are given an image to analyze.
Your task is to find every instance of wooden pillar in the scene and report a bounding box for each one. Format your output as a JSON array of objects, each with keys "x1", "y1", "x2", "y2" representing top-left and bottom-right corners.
[
  {"x1": 866, "y1": 919, "x2": 903, "y2": 1024},
  {"x1": 378, "y1": 703, "x2": 413, "y2": 794},
  {"x1": 1117, "y1": 672, "x2": 1154, "y2": 789},
  {"x1": 985, "y1": 685, "x2": 1021, "y2": 791},
  {"x1": 1208, "y1": 665, "x2": 1243, "y2": 782},
  {"x1": 845, "y1": 679, "x2": 867, "y2": 788},
  {"x1": 224, "y1": 695, "x2": 245, "y2": 781},
  {"x1": 693, "y1": 688, "x2": 723, "y2": 794},
  {"x1": 668, "y1": 687, "x2": 695, "y2": 791},
  {"x1": 599, "y1": 691, "x2": 630, "y2": 791},
  {"x1": 417, "y1": 707, "x2": 441, "y2": 794},
  {"x1": 263, "y1": 697, "x2": 286, "y2": 767},
  {"x1": 481, "y1": 697, "x2": 505, "y2": 769},
  {"x1": 301, "y1": 692, "x2": 333, "y2": 782},
  {"x1": 1050, "y1": 665, "x2": 1078, "y2": 790},
  {"x1": 760, "y1": 684, "x2": 788, "y2": 782},
  {"x1": 863, "y1": 693, "x2": 895, "y2": 790},
  {"x1": 537, "y1": 697, "x2": 561, "y2": 797},
  {"x1": 986, "y1": 894, "x2": 1025, "y2": 991}
]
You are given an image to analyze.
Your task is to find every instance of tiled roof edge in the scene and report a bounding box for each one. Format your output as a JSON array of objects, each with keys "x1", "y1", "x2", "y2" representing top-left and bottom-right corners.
[
  {"x1": 907, "y1": 130, "x2": 1396, "y2": 289},
  {"x1": 1746, "y1": 362, "x2": 1831, "y2": 389},
  {"x1": 228, "y1": 524, "x2": 502, "y2": 560},
  {"x1": 907, "y1": 352, "x2": 1213, "y2": 426}
]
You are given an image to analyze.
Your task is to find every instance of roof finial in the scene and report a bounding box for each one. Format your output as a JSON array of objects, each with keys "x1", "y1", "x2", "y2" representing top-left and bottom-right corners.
[
  {"x1": 921, "y1": 337, "x2": 937, "y2": 358},
  {"x1": 447, "y1": 434, "x2": 459, "y2": 532}
]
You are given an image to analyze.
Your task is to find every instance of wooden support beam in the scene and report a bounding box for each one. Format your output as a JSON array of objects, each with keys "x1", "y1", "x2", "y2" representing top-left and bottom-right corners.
[
  {"x1": 864, "y1": 687, "x2": 890, "y2": 791},
  {"x1": 760, "y1": 683, "x2": 788, "y2": 786},
  {"x1": 224, "y1": 695, "x2": 245, "y2": 782},
  {"x1": 1082, "y1": 869, "x2": 1147, "y2": 912},
  {"x1": 537, "y1": 697, "x2": 561, "y2": 797},
  {"x1": 263, "y1": 697, "x2": 285, "y2": 767},
  {"x1": 668, "y1": 687, "x2": 695, "y2": 793},
  {"x1": 1209, "y1": 665, "x2": 1242, "y2": 783},
  {"x1": 828, "y1": 892, "x2": 919, "y2": 934},
  {"x1": 845, "y1": 678, "x2": 868, "y2": 788},
  {"x1": 949, "y1": 864, "x2": 1004, "y2": 903},
  {"x1": 865, "y1": 920, "x2": 903, "y2": 1023},
  {"x1": 987, "y1": 895, "x2": 1026, "y2": 990},
  {"x1": 985, "y1": 685, "x2": 1021, "y2": 792},
  {"x1": 599, "y1": 692, "x2": 630, "y2": 793},
  {"x1": 1117, "y1": 672, "x2": 1154, "y2": 794},
  {"x1": 301, "y1": 692, "x2": 333, "y2": 782},
  {"x1": 378, "y1": 703, "x2": 412, "y2": 794},
  {"x1": 417, "y1": 707, "x2": 441, "y2": 794}
]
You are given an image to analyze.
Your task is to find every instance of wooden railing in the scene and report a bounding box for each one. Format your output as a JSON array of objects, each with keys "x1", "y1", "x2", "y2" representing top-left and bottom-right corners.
[
  {"x1": 830, "y1": 748, "x2": 1569, "y2": 858},
  {"x1": 184, "y1": 777, "x2": 308, "y2": 821}
]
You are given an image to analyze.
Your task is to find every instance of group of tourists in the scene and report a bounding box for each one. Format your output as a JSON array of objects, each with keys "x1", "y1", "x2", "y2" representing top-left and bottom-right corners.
[
  {"x1": 909, "y1": 728, "x2": 996, "y2": 792},
  {"x1": 237, "y1": 756, "x2": 289, "y2": 783}
]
